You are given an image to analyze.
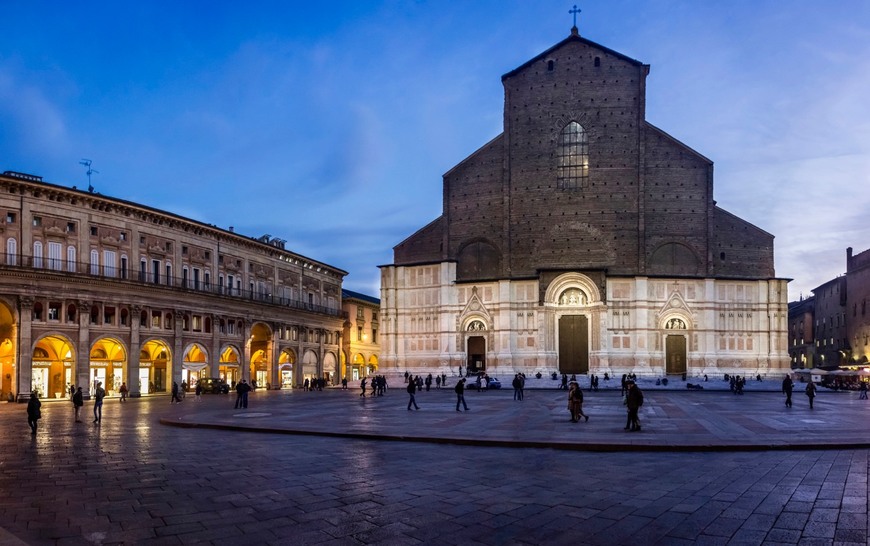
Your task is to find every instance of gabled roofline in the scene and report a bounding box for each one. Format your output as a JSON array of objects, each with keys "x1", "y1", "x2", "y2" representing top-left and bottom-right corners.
[
  {"x1": 391, "y1": 215, "x2": 445, "y2": 251},
  {"x1": 341, "y1": 289, "x2": 380, "y2": 305},
  {"x1": 502, "y1": 32, "x2": 645, "y2": 81},
  {"x1": 714, "y1": 206, "x2": 774, "y2": 239},
  {"x1": 645, "y1": 122, "x2": 713, "y2": 165},
  {"x1": 443, "y1": 133, "x2": 504, "y2": 178}
]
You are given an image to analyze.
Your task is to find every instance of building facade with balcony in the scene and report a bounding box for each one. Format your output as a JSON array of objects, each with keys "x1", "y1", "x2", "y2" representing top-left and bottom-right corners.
[
  {"x1": 846, "y1": 246, "x2": 870, "y2": 365},
  {"x1": 341, "y1": 289, "x2": 380, "y2": 381},
  {"x1": 0, "y1": 170, "x2": 346, "y2": 402}
]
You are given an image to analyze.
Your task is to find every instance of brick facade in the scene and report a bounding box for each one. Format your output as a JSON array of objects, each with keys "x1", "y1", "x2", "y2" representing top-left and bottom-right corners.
[{"x1": 382, "y1": 29, "x2": 789, "y2": 379}]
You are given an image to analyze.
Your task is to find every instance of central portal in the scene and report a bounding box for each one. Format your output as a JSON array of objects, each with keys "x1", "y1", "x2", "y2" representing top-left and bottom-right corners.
[
  {"x1": 467, "y1": 336, "x2": 486, "y2": 374},
  {"x1": 558, "y1": 315, "x2": 588, "y2": 374},
  {"x1": 666, "y1": 335, "x2": 687, "y2": 375}
]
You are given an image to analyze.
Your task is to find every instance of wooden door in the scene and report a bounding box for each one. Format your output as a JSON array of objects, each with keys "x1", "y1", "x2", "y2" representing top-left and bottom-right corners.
[
  {"x1": 666, "y1": 335, "x2": 687, "y2": 375},
  {"x1": 558, "y1": 315, "x2": 588, "y2": 374},
  {"x1": 467, "y1": 336, "x2": 486, "y2": 374}
]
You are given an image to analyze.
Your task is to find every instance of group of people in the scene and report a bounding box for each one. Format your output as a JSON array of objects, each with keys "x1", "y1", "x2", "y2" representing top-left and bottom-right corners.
[
  {"x1": 302, "y1": 377, "x2": 330, "y2": 391},
  {"x1": 360, "y1": 375, "x2": 388, "y2": 397},
  {"x1": 781, "y1": 375, "x2": 817, "y2": 409}
]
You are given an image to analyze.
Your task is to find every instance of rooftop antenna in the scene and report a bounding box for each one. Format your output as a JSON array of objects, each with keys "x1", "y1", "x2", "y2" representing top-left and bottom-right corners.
[{"x1": 79, "y1": 159, "x2": 98, "y2": 192}]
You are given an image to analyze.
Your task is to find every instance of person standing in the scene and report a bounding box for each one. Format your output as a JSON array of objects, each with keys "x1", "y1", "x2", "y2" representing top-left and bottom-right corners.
[
  {"x1": 119, "y1": 382, "x2": 129, "y2": 402},
  {"x1": 512, "y1": 374, "x2": 522, "y2": 401},
  {"x1": 73, "y1": 387, "x2": 84, "y2": 422},
  {"x1": 240, "y1": 380, "x2": 250, "y2": 408},
  {"x1": 781, "y1": 375, "x2": 793, "y2": 408},
  {"x1": 93, "y1": 382, "x2": 105, "y2": 423},
  {"x1": 195, "y1": 381, "x2": 203, "y2": 401},
  {"x1": 805, "y1": 380, "x2": 817, "y2": 409},
  {"x1": 234, "y1": 380, "x2": 246, "y2": 409},
  {"x1": 406, "y1": 377, "x2": 420, "y2": 411},
  {"x1": 455, "y1": 377, "x2": 469, "y2": 412},
  {"x1": 341, "y1": 377, "x2": 348, "y2": 390},
  {"x1": 624, "y1": 381, "x2": 643, "y2": 431},
  {"x1": 27, "y1": 392, "x2": 41, "y2": 435},
  {"x1": 171, "y1": 381, "x2": 181, "y2": 404}
]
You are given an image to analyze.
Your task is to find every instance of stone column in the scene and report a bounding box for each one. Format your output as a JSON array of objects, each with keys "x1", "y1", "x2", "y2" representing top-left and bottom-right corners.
[
  {"x1": 77, "y1": 300, "x2": 92, "y2": 399},
  {"x1": 129, "y1": 305, "x2": 142, "y2": 397},
  {"x1": 210, "y1": 314, "x2": 221, "y2": 378},
  {"x1": 173, "y1": 311, "x2": 184, "y2": 388},
  {"x1": 15, "y1": 296, "x2": 33, "y2": 402},
  {"x1": 270, "y1": 323, "x2": 280, "y2": 389},
  {"x1": 242, "y1": 319, "x2": 251, "y2": 382}
]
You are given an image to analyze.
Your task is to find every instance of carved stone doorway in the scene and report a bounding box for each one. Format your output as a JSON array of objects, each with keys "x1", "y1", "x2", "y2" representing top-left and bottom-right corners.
[
  {"x1": 466, "y1": 336, "x2": 486, "y2": 375},
  {"x1": 666, "y1": 335, "x2": 687, "y2": 375}
]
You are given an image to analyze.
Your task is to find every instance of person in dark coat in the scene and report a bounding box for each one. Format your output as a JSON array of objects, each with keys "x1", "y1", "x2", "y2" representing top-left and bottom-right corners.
[
  {"x1": 455, "y1": 378, "x2": 469, "y2": 411},
  {"x1": 27, "y1": 392, "x2": 41, "y2": 435},
  {"x1": 73, "y1": 387, "x2": 84, "y2": 422},
  {"x1": 781, "y1": 375, "x2": 793, "y2": 408},
  {"x1": 93, "y1": 382, "x2": 105, "y2": 423},
  {"x1": 171, "y1": 381, "x2": 181, "y2": 404},
  {"x1": 240, "y1": 380, "x2": 250, "y2": 408},
  {"x1": 406, "y1": 377, "x2": 420, "y2": 410},
  {"x1": 512, "y1": 374, "x2": 522, "y2": 401},
  {"x1": 234, "y1": 380, "x2": 247, "y2": 409},
  {"x1": 624, "y1": 381, "x2": 643, "y2": 431},
  {"x1": 805, "y1": 381, "x2": 817, "y2": 409}
]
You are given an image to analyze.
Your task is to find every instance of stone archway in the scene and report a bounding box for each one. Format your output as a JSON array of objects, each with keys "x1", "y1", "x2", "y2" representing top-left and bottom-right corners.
[
  {"x1": 250, "y1": 323, "x2": 272, "y2": 388},
  {"x1": 90, "y1": 337, "x2": 127, "y2": 397},
  {"x1": 182, "y1": 343, "x2": 208, "y2": 392},
  {"x1": 278, "y1": 348, "x2": 296, "y2": 388},
  {"x1": 32, "y1": 334, "x2": 76, "y2": 399},
  {"x1": 139, "y1": 339, "x2": 172, "y2": 394},
  {"x1": 0, "y1": 302, "x2": 16, "y2": 401},
  {"x1": 219, "y1": 346, "x2": 241, "y2": 386}
]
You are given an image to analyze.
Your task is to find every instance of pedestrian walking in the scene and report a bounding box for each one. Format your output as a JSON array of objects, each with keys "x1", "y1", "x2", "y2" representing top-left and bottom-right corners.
[
  {"x1": 781, "y1": 375, "x2": 793, "y2": 408},
  {"x1": 455, "y1": 378, "x2": 469, "y2": 411},
  {"x1": 805, "y1": 381, "x2": 817, "y2": 409},
  {"x1": 512, "y1": 374, "x2": 522, "y2": 401},
  {"x1": 241, "y1": 380, "x2": 250, "y2": 408},
  {"x1": 360, "y1": 377, "x2": 368, "y2": 397},
  {"x1": 171, "y1": 381, "x2": 182, "y2": 404},
  {"x1": 860, "y1": 381, "x2": 868, "y2": 400},
  {"x1": 568, "y1": 382, "x2": 589, "y2": 423},
  {"x1": 624, "y1": 380, "x2": 643, "y2": 431},
  {"x1": 195, "y1": 381, "x2": 202, "y2": 401},
  {"x1": 27, "y1": 392, "x2": 41, "y2": 435},
  {"x1": 93, "y1": 382, "x2": 105, "y2": 423},
  {"x1": 119, "y1": 382, "x2": 129, "y2": 402},
  {"x1": 407, "y1": 377, "x2": 420, "y2": 410},
  {"x1": 73, "y1": 386, "x2": 84, "y2": 422}
]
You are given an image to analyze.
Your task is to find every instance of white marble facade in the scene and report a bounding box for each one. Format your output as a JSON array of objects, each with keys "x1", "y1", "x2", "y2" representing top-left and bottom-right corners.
[{"x1": 380, "y1": 263, "x2": 790, "y2": 379}]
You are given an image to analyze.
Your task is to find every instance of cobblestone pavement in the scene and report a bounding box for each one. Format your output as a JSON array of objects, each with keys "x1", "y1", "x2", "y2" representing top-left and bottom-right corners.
[{"x1": 0, "y1": 389, "x2": 868, "y2": 545}]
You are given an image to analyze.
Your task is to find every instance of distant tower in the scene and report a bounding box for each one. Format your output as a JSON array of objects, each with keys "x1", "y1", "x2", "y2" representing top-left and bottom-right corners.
[{"x1": 79, "y1": 159, "x2": 98, "y2": 192}]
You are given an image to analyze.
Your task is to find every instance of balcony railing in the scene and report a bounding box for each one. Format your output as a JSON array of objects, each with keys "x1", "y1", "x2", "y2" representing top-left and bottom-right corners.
[{"x1": 0, "y1": 253, "x2": 342, "y2": 317}]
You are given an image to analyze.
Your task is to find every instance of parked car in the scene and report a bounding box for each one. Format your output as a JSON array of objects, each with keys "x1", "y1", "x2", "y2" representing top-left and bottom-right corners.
[
  {"x1": 487, "y1": 377, "x2": 502, "y2": 389},
  {"x1": 198, "y1": 377, "x2": 229, "y2": 394}
]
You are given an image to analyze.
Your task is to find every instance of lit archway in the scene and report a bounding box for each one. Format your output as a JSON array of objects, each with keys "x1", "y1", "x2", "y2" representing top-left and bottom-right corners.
[
  {"x1": 351, "y1": 353, "x2": 365, "y2": 381},
  {"x1": 367, "y1": 354, "x2": 379, "y2": 375},
  {"x1": 90, "y1": 337, "x2": 127, "y2": 396},
  {"x1": 182, "y1": 343, "x2": 208, "y2": 391},
  {"x1": 278, "y1": 348, "x2": 296, "y2": 388},
  {"x1": 0, "y1": 302, "x2": 17, "y2": 400},
  {"x1": 139, "y1": 339, "x2": 172, "y2": 394},
  {"x1": 32, "y1": 334, "x2": 76, "y2": 399},
  {"x1": 219, "y1": 346, "x2": 241, "y2": 386},
  {"x1": 302, "y1": 349, "x2": 318, "y2": 381},
  {"x1": 250, "y1": 322, "x2": 272, "y2": 388}
]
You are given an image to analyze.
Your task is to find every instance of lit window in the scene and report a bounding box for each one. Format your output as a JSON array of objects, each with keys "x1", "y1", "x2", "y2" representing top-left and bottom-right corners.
[{"x1": 557, "y1": 121, "x2": 588, "y2": 189}]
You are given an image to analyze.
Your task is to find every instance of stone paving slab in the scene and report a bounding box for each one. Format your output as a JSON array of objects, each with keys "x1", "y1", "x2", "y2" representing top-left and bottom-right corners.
[{"x1": 157, "y1": 387, "x2": 870, "y2": 451}]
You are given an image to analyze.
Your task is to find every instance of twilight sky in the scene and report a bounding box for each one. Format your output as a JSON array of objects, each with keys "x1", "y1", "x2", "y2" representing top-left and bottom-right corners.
[{"x1": 2, "y1": 1, "x2": 869, "y2": 299}]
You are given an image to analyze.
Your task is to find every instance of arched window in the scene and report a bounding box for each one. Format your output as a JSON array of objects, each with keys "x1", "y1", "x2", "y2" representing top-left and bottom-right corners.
[
  {"x1": 557, "y1": 121, "x2": 588, "y2": 189},
  {"x1": 6, "y1": 238, "x2": 17, "y2": 266},
  {"x1": 33, "y1": 241, "x2": 43, "y2": 268},
  {"x1": 67, "y1": 246, "x2": 76, "y2": 272}
]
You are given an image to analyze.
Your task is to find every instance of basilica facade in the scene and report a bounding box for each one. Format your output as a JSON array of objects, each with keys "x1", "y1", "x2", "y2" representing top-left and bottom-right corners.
[{"x1": 380, "y1": 27, "x2": 790, "y2": 379}]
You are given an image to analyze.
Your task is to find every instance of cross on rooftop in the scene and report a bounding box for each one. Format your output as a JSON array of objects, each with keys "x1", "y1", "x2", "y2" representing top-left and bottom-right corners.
[{"x1": 569, "y1": 4, "x2": 581, "y2": 28}]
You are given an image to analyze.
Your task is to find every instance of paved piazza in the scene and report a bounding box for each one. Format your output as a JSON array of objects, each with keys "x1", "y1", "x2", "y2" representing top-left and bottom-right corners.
[{"x1": 1, "y1": 385, "x2": 870, "y2": 545}]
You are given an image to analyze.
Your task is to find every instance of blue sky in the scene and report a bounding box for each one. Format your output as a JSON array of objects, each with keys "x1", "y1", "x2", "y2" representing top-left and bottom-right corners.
[{"x1": 3, "y1": 1, "x2": 869, "y2": 299}]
